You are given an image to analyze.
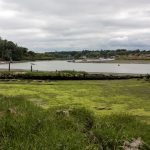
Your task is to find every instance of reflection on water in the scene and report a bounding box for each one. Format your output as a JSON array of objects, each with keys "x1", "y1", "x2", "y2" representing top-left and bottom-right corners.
[{"x1": 0, "y1": 60, "x2": 150, "y2": 74}]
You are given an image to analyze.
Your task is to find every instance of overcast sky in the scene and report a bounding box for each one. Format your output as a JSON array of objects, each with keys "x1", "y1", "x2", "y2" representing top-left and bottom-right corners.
[{"x1": 0, "y1": 0, "x2": 150, "y2": 52}]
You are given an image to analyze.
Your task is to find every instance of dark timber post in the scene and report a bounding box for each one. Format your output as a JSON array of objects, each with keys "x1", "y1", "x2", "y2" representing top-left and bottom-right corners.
[
  {"x1": 8, "y1": 57, "x2": 12, "y2": 72},
  {"x1": 31, "y1": 65, "x2": 33, "y2": 72},
  {"x1": 31, "y1": 63, "x2": 35, "y2": 72},
  {"x1": 8, "y1": 62, "x2": 11, "y2": 71}
]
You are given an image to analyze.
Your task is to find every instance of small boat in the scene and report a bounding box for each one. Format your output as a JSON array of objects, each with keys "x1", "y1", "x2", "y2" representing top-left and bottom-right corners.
[
  {"x1": 67, "y1": 59, "x2": 75, "y2": 63},
  {"x1": 0, "y1": 61, "x2": 6, "y2": 64}
]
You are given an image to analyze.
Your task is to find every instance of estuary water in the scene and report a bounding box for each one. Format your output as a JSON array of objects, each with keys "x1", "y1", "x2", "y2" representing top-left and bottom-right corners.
[{"x1": 0, "y1": 60, "x2": 150, "y2": 74}]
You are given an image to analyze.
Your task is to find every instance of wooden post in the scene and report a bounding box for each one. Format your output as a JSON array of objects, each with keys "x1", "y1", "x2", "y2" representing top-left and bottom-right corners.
[
  {"x1": 31, "y1": 65, "x2": 33, "y2": 72},
  {"x1": 8, "y1": 62, "x2": 11, "y2": 72},
  {"x1": 8, "y1": 57, "x2": 12, "y2": 72},
  {"x1": 30, "y1": 63, "x2": 35, "y2": 72}
]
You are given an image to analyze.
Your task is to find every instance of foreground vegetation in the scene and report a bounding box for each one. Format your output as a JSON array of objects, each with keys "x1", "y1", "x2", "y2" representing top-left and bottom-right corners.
[
  {"x1": 0, "y1": 70, "x2": 148, "y2": 80},
  {"x1": 0, "y1": 79, "x2": 150, "y2": 149}
]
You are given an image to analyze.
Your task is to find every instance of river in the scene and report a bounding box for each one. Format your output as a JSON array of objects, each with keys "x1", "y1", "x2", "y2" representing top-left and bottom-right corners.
[{"x1": 0, "y1": 60, "x2": 150, "y2": 74}]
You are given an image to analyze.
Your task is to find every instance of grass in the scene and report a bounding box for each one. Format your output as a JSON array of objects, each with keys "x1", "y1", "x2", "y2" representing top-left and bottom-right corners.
[
  {"x1": 0, "y1": 70, "x2": 145, "y2": 80},
  {"x1": 0, "y1": 79, "x2": 150, "y2": 149}
]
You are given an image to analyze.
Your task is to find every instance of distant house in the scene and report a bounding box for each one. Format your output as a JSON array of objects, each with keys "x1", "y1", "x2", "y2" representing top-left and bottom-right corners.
[
  {"x1": 81, "y1": 56, "x2": 87, "y2": 59},
  {"x1": 111, "y1": 56, "x2": 116, "y2": 59},
  {"x1": 80, "y1": 56, "x2": 87, "y2": 62},
  {"x1": 145, "y1": 54, "x2": 150, "y2": 58}
]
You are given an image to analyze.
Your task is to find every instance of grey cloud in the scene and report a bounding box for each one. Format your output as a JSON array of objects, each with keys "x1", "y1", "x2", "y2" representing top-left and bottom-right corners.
[{"x1": 0, "y1": 0, "x2": 150, "y2": 51}]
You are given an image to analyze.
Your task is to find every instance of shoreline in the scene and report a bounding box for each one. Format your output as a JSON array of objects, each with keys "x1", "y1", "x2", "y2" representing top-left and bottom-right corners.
[
  {"x1": 1, "y1": 59, "x2": 150, "y2": 65},
  {"x1": 0, "y1": 69, "x2": 149, "y2": 76},
  {"x1": 75, "y1": 59, "x2": 150, "y2": 64}
]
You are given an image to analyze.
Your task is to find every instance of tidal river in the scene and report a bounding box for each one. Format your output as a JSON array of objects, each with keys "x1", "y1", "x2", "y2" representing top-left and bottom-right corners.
[{"x1": 0, "y1": 60, "x2": 150, "y2": 74}]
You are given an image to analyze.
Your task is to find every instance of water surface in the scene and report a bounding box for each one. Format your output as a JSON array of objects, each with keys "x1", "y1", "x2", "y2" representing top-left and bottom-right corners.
[{"x1": 0, "y1": 60, "x2": 150, "y2": 74}]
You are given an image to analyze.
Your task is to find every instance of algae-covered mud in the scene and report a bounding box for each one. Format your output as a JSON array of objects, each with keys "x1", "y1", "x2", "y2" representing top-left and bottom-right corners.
[{"x1": 0, "y1": 80, "x2": 150, "y2": 149}]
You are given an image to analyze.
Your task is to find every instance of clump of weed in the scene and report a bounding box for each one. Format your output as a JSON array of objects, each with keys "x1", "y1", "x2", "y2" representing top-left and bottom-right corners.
[
  {"x1": 92, "y1": 114, "x2": 150, "y2": 149},
  {"x1": 0, "y1": 94, "x2": 149, "y2": 150},
  {"x1": 144, "y1": 74, "x2": 150, "y2": 82}
]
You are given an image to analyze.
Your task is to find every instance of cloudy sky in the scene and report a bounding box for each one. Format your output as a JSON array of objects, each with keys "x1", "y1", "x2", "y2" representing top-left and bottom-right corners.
[{"x1": 0, "y1": 0, "x2": 150, "y2": 52}]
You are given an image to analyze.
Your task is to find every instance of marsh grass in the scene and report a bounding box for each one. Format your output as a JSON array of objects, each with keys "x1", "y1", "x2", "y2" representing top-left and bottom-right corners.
[
  {"x1": 0, "y1": 95, "x2": 149, "y2": 150},
  {"x1": 0, "y1": 70, "x2": 145, "y2": 80},
  {"x1": 0, "y1": 80, "x2": 150, "y2": 149}
]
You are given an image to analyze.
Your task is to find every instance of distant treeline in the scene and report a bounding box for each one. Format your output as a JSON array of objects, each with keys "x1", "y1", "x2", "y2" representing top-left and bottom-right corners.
[
  {"x1": 0, "y1": 37, "x2": 150, "y2": 61},
  {"x1": 44, "y1": 49, "x2": 150, "y2": 60},
  {"x1": 0, "y1": 37, "x2": 35, "y2": 61}
]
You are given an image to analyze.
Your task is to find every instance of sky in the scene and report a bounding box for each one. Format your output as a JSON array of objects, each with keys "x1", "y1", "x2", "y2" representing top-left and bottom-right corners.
[{"x1": 0, "y1": 0, "x2": 150, "y2": 52}]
